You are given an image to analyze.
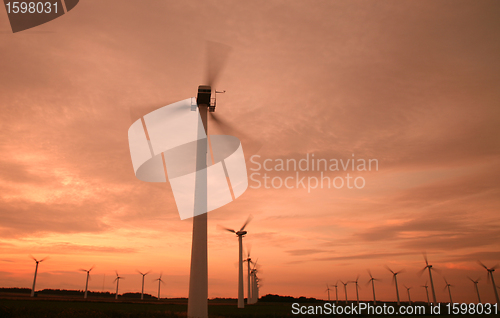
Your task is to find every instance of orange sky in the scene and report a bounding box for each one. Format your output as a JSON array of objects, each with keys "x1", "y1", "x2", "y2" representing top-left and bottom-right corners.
[{"x1": 0, "y1": 0, "x2": 499, "y2": 304}]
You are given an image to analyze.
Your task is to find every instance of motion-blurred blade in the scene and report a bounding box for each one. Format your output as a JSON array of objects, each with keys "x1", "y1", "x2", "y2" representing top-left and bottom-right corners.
[
  {"x1": 240, "y1": 215, "x2": 253, "y2": 231},
  {"x1": 478, "y1": 261, "x2": 488, "y2": 270},
  {"x1": 423, "y1": 252, "x2": 429, "y2": 266},
  {"x1": 209, "y1": 112, "x2": 263, "y2": 159},
  {"x1": 205, "y1": 41, "x2": 232, "y2": 87},
  {"x1": 129, "y1": 100, "x2": 185, "y2": 124}
]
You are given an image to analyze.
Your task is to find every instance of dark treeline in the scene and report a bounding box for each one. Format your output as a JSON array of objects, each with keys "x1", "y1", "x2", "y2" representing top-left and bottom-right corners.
[{"x1": 260, "y1": 294, "x2": 320, "y2": 303}]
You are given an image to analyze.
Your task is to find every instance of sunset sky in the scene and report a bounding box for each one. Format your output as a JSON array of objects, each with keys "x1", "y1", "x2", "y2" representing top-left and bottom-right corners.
[{"x1": 1, "y1": 0, "x2": 499, "y2": 304}]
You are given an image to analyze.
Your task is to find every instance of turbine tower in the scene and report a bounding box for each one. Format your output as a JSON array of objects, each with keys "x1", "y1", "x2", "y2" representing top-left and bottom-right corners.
[
  {"x1": 421, "y1": 254, "x2": 438, "y2": 304},
  {"x1": 421, "y1": 282, "x2": 430, "y2": 305},
  {"x1": 479, "y1": 261, "x2": 499, "y2": 304},
  {"x1": 468, "y1": 277, "x2": 481, "y2": 303},
  {"x1": 367, "y1": 270, "x2": 379, "y2": 305},
  {"x1": 404, "y1": 285, "x2": 412, "y2": 304},
  {"x1": 114, "y1": 271, "x2": 123, "y2": 300},
  {"x1": 30, "y1": 256, "x2": 47, "y2": 297},
  {"x1": 222, "y1": 216, "x2": 252, "y2": 308},
  {"x1": 154, "y1": 273, "x2": 165, "y2": 300},
  {"x1": 443, "y1": 278, "x2": 453, "y2": 303},
  {"x1": 387, "y1": 267, "x2": 403, "y2": 306},
  {"x1": 78, "y1": 266, "x2": 94, "y2": 299}
]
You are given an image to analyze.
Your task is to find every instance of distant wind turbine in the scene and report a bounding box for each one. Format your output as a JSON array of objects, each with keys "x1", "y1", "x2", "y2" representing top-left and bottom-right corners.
[
  {"x1": 468, "y1": 277, "x2": 481, "y2": 303},
  {"x1": 243, "y1": 248, "x2": 254, "y2": 304},
  {"x1": 420, "y1": 254, "x2": 438, "y2": 304},
  {"x1": 154, "y1": 273, "x2": 165, "y2": 300},
  {"x1": 348, "y1": 276, "x2": 360, "y2": 305},
  {"x1": 331, "y1": 282, "x2": 339, "y2": 305},
  {"x1": 137, "y1": 270, "x2": 151, "y2": 300},
  {"x1": 222, "y1": 215, "x2": 252, "y2": 308},
  {"x1": 443, "y1": 278, "x2": 453, "y2": 303},
  {"x1": 114, "y1": 271, "x2": 124, "y2": 300},
  {"x1": 421, "y1": 281, "x2": 430, "y2": 305},
  {"x1": 387, "y1": 267, "x2": 403, "y2": 306},
  {"x1": 340, "y1": 280, "x2": 349, "y2": 303},
  {"x1": 78, "y1": 266, "x2": 94, "y2": 299},
  {"x1": 30, "y1": 256, "x2": 48, "y2": 297},
  {"x1": 404, "y1": 285, "x2": 412, "y2": 304},
  {"x1": 367, "y1": 270, "x2": 379, "y2": 305},
  {"x1": 325, "y1": 284, "x2": 331, "y2": 301},
  {"x1": 478, "y1": 261, "x2": 499, "y2": 304}
]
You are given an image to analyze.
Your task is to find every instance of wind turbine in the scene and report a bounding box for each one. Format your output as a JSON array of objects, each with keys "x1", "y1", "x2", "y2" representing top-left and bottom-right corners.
[
  {"x1": 243, "y1": 248, "x2": 254, "y2": 304},
  {"x1": 367, "y1": 270, "x2": 379, "y2": 305},
  {"x1": 421, "y1": 281, "x2": 430, "y2": 305},
  {"x1": 137, "y1": 270, "x2": 151, "y2": 300},
  {"x1": 114, "y1": 271, "x2": 124, "y2": 300},
  {"x1": 30, "y1": 256, "x2": 48, "y2": 297},
  {"x1": 420, "y1": 254, "x2": 438, "y2": 304},
  {"x1": 78, "y1": 266, "x2": 94, "y2": 299},
  {"x1": 154, "y1": 273, "x2": 165, "y2": 300},
  {"x1": 468, "y1": 277, "x2": 481, "y2": 303},
  {"x1": 325, "y1": 284, "x2": 331, "y2": 301},
  {"x1": 222, "y1": 216, "x2": 253, "y2": 308},
  {"x1": 249, "y1": 259, "x2": 260, "y2": 304},
  {"x1": 404, "y1": 285, "x2": 412, "y2": 304},
  {"x1": 479, "y1": 261, "x2": 499, "y2": 304},
  {"x1": 340, "y1": 280, "x2": 349, "y2": 303},
  {"x1": 331, "y1": 282, "x2": 339, "y2": 305},
  {"x1": 443, "y1": 278, "x2": 453, "y2": 303},
  {"x1": 348, "y1": 276, "x2": 360, "y2": 305},
  {"x1": 387, "y1": 267, "x2": 403, "y2": 306}
]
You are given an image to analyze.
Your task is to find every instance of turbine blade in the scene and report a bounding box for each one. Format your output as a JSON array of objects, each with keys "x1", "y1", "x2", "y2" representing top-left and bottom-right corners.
[
  {"x1": 478, "y1": 261, "x2": 488, "y2": 270},
  {"x1": 89, "y1": 266, "x2": 95, "y2": 272},
  {"x1": 385, "y1": 265, "x2": 394, "y2": 274},
  {"x1": 208, "y1": 112, "x2": 263, "y2": 159},
  {"x1": 205, "y1": 41, "x2": 232, "y2": 87},
  {"x1": 240, "y1": 215, "x2": 253, "y2": 231},
  {"x1": 39, "y1": 257, "x2": 49, "y2": 262},
  {"x1": 423, "y1": 252, "x2": 429, "y2": 266}
]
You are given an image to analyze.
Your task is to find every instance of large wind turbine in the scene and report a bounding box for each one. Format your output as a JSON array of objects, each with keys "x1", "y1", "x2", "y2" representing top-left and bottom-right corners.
[
  {"x1": 154, "y1": 273, "x2": 165, "y2": 300},
  {"x1": 78, "y1": 266, "x2": 94, "y2": 299},
  {"x1": 387, "y1": 267, "x2": 403, "y2": 306},
  {"x1": 222, "y1": 216, "x2": 253, "y2": 308},
  {"x1": 443, "y1": 278, "x2": 453, "y2": 303},
  {"x1": 30, "y1": 256, "x2": 47, "y2": 297},
  {"x1": 420, "y1": 254, "x2": 437, "y2": 304},
  {"x1": 468, "y1": 277, "x2": 481, "y2": 303},
  {"x1": 367, "y1": 270, "x2": 379, "y2": 305},
  {"x1": 348, "y1": 276, "x2": 360, "y2": 305},
  {"x1": 114, "y1": 271, "x2": 124, "y2": 300},
  {"x1": 404, "y1": 285, "x2": 412, "y2": 304},
  {"x1": 422, "y1": 281, "x2": 430, "y2": 305},
  {"x1": 137, "y1": 270, "x2": 151, "y2": 300},
  {"x1": 479, "y1": 261, "x2": 499, "y2": 304}
]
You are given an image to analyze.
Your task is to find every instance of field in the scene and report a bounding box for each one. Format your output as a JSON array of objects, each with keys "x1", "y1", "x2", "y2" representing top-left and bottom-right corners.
[{"x1": 0, "y1": 293, "x2": 495, "y2": 317}]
